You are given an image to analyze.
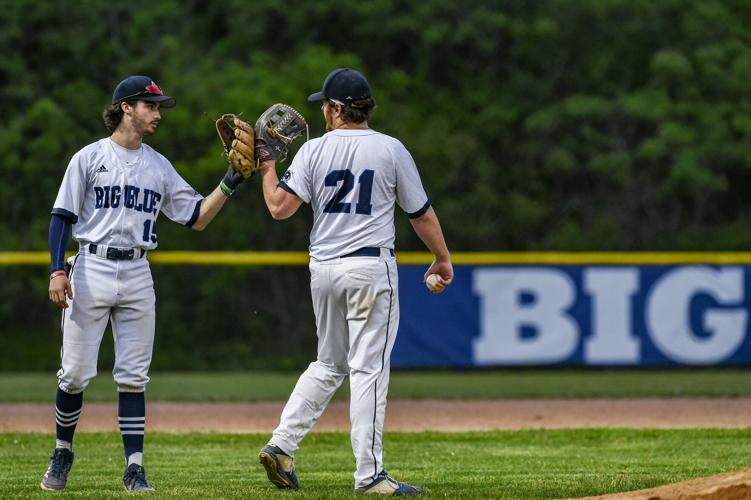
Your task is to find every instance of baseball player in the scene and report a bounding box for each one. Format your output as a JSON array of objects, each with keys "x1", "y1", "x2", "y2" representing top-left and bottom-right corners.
[
  {"x1": 41, "y1": 75, "x2": 247, "y2": 492},
  {"x1": 254, "y1": 68, "x2": 453, "y2": 495}
]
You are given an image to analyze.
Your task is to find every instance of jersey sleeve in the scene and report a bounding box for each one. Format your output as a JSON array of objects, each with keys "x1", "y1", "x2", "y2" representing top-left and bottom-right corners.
[
  {"x1": 160, "y1": 162, "x2": 204, "y2": 227},
  {"x1": 48, "y1": 214, "x2": 71, "y2": 273},
  {"x1": 51, "y1": 151, "x2": 89, "y2": 223},
  {"x1": 278, "y1": 142, "x2": 312, "y2": 203},
  {"x1": 393, "y1": 141, "x2": 430, "y2": 218}
]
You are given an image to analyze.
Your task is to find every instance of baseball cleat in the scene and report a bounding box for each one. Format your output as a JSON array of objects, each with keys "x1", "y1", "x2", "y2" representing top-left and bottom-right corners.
[
  {"x1": 355, "y1": 470, "x2": 423, "y2": 496},
  {"x1": 123, "y1": 463, "x2": 155, "y2": 492},
  {"x1": 40, "y1": 447, "x2": 74, "y2": 491},
  {"x1": 258, "y1": 443, "x2": 299, "y2": 490}
]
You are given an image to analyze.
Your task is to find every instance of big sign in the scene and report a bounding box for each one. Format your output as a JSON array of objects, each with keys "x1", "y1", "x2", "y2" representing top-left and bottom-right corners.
[{"x1": 393, "y1": 265, "x2": 751, "y2": 367}]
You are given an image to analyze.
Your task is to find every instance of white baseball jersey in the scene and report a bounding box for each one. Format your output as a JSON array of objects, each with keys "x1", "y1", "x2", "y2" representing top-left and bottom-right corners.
[
  {"x1": 53, "y1": 137, "x2": 202, "y2": 395},
  {"x1": 52, "y1": 138, "x2": 203, "y2": 249},
  {"x1": 270, "y1": 127, "x2": 430, "y2": 488},
  {"x1": 278, "y1": 129, "x2": 430, "y2": 260}
]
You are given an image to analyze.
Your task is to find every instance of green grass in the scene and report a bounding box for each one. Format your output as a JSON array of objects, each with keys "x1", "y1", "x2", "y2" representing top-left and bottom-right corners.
[
  {"x1": 2, "y1": 429, "x2": 750, "y2": 498},
  {"x1": 2, "y1": 369, "x2": 751, "y2": 401}
]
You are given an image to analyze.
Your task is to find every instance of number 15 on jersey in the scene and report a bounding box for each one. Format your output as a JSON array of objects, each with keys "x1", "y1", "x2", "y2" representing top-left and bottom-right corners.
[{"x1": 142, "y1": 219, "x2": 157, "y2": 243}]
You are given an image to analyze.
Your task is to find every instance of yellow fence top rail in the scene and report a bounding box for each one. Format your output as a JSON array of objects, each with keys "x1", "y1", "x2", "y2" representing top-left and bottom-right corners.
[{"x1": 4, "y1": 251, "x2": 751, "y2": 266}]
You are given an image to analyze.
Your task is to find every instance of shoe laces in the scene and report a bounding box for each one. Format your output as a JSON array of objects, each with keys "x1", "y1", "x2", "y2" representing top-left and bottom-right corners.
[
  {"x1": 125, "y1": 465, "x2": 149, "y2": 487},
  {"x1": 49, "y1": 449, "x2": 70, "y2": 476},
  {"x1": 378, "y1": 470, "x2": 403, "y2": 488}
]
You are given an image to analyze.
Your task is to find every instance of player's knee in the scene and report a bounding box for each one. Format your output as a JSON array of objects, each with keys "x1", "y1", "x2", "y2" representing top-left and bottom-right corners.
[
  {"x1": 312, "y1": 360, "x2": 348, "y2": 377},
  {"x1": 348, "y1": 362, "x2": 379, "y2": 376}
]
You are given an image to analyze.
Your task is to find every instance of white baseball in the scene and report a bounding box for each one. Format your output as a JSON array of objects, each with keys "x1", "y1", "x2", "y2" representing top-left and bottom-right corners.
[{"x1": 426, "y1": 274, "x2": 442, "y2": 292}]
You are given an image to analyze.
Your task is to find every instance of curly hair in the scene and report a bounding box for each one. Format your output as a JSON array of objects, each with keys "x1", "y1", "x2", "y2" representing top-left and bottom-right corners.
[
  {"x1": 102, "y1": 103, "x2": 123, "y2": 133},
  {"x1": 339, "y1": 97, "x2": 376, "y2": 124},
  {"x1": 102, "y1": 102, "x2": 135, "y2": 133}
]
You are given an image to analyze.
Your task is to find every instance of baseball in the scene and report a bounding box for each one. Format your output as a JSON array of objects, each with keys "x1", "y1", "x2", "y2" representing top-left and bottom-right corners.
[{"x1": 426, "y1": 274, "x2": 442, "y2": 292}]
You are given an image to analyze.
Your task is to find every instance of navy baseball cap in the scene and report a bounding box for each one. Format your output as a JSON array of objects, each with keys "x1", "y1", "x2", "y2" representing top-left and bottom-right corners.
[
  {"x1": 112, "y1": 75, "x2": 176, "y2": 108},
  {"x1": 307, "y1": 68, "x2": 372, "y2": 103}
]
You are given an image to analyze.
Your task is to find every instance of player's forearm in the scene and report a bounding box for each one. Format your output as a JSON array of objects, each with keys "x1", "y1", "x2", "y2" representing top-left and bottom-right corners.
[
  {"x1": 259, "y1": 163, "x2": 292, "y2": 219},
  {"x1": 191, "y1": 187, "x2": 229, "y2": 231},
  {"x1": 409, "y1": 207, "x2": 451, "y2": 261}
]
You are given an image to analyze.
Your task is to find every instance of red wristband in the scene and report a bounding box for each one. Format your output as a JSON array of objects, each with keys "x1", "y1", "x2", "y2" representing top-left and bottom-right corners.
[{"x1": 50, "y1": 270, "x2": 67, "y2": 280}]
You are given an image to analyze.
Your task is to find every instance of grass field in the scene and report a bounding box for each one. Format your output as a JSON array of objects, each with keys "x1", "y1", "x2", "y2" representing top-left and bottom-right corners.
[
  {"x1": 3, "y1": 370, "x2": 750, "y2": 498},
  {"x1": 2, "y1": 369, "x2": 751, "y2": 401},
  {"x1": 2, "y1": 429, "x2": 749, "y2": 499}
]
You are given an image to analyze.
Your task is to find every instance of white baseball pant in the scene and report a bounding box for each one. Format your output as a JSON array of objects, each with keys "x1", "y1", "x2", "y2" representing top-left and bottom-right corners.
[
  {"x1": 271, "y1": 248, "x2": 399, "y2": 488},
  {"x1": 57, "y1": 249, "x2": 155, "y2": 394}
]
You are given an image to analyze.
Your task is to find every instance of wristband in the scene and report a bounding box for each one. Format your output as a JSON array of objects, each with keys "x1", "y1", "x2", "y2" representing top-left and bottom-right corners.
[
  {"x1": 222, "y1": 165, "x2": 245, "y2": 192},
  {"x1": 219, "y1": 180, "x2": 234, "y2": 196},
  {"x1": 50, "y1": 270, "x2": 67, "y2": 280}
]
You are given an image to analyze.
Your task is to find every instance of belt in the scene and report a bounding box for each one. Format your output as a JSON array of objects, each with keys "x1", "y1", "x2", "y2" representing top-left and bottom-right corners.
[
  {"x1": 341, "y1": 247, "x2": 394, "y2": 258},
  {"x1": 88, "y1": 244, "x2": 146, "y2": 260}
]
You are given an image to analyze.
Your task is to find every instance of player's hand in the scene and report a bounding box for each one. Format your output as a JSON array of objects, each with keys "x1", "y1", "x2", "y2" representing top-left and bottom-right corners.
[
  {"x1": 423, "y1": 259, "x2": 453, "y2": 294},
  {"x1": 49, "y1": 275, "x2": 74, "y2": 308}
]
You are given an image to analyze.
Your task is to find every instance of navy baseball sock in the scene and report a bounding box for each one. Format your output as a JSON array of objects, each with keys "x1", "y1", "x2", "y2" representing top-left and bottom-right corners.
[
  {"x1": 118, "y1": 392, "x2": 145, "y2": 466},
  {"x1": 55, "y1": 388, "x2": 83, "y2": 450}
]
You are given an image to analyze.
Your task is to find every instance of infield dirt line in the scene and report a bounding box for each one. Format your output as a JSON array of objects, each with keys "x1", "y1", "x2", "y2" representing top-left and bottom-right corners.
[
  {"x1": 2, "y1": 398, "x2": 750, "y2": 433},
  {"x1": 0, "y1": 398, "x2": 751, "y2": 432}
]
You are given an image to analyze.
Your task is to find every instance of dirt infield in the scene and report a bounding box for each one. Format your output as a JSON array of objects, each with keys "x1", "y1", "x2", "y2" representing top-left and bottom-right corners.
[
  {"x1": 569, "y1": 469, "x2": 751, "y2": 500},
  {"x1": 2, "y1": 398, "x2": 751, "y2": 432}
]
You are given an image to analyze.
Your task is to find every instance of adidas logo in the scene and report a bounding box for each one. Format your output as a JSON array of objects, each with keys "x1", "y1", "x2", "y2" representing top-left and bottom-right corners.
[{"x1": 96, "y1": 165, "x2": 108, "y2": 173}]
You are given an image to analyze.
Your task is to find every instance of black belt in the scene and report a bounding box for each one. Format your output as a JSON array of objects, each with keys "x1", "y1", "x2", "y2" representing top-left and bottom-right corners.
[
  {"x1": 89, "y1": 244, "x2": 145, "y2": 260},
  {"x1": 341, "y1": 247, "x2": 394, "y2": 258}
]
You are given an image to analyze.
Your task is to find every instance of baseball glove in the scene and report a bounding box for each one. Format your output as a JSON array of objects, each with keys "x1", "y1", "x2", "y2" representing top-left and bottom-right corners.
[
  {"x1": 216, "y1": 114, "x2": 258, "y2": 177},
  {"x1": 254, "y1": 103, "x2": 308, "y2": 164}
]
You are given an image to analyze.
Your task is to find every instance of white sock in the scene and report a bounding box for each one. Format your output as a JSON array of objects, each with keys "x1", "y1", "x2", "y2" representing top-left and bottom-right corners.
[
  {"x1": 55, "y1": 439, "x2": 72, "y2": 451},
  {"x1": 127, "y1": 452, "x2": 143, "y2": 467}
]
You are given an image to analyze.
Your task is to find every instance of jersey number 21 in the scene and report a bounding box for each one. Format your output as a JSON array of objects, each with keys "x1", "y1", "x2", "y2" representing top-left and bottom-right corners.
[{"x1": 323, "y1": 169, "x2": 374, "y2": 215}]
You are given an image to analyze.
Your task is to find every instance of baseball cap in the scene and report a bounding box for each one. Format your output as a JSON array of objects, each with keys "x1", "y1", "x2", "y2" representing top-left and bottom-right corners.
[
  {"x1": 112, "y1": 75, "x2": 176, "y2": 108},
  {"x1": 307, "y1": 68, "x2": 372, "y2": 103}
]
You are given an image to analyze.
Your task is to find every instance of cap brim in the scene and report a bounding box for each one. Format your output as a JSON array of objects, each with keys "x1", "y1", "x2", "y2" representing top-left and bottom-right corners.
[
  {"x1": 142, "y1": 95, "x2": 176, "y2": 108},
  {"x1": 307, "y1": 91, "x2": 326, "y2": 102}
]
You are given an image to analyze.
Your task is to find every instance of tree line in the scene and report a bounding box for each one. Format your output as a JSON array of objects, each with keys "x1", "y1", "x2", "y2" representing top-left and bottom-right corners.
[{"x1": 2, "y1": 0, "x2": 750, "y2": 369}]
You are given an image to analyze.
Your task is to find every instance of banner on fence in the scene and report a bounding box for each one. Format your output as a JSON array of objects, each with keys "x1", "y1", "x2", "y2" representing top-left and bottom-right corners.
[{"x1": 394, "y1": 265, "x2": 751, "y2": 367}]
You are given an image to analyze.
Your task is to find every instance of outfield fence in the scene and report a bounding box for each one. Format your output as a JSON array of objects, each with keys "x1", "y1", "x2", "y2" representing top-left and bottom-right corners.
[
  {"x1": 4, "y1": 252, "x2": 751, "y2": 369},
  {"x1": 6, "y1": 251, "x2": 751, "y2": 266}
]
